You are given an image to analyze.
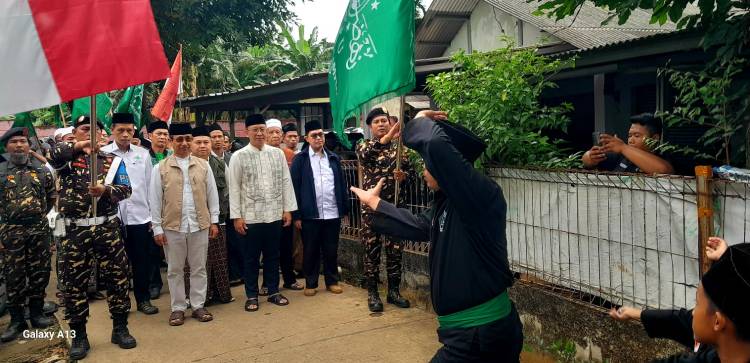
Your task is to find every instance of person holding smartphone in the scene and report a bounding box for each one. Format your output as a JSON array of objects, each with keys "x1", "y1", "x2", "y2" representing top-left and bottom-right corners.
[{"x1": 583, "y1": 113, "x2": 674, "y2": 174}]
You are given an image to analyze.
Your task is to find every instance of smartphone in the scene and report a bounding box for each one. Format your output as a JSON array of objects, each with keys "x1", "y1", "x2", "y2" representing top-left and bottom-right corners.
[{"x1": 591, "y1": 131, "x2": 603, "y2": 146}]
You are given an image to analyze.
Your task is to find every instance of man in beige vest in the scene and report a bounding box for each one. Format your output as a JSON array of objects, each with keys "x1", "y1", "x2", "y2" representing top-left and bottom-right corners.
[{"x1": 149, "y1": 123, "x2": 219, "y2": 326}]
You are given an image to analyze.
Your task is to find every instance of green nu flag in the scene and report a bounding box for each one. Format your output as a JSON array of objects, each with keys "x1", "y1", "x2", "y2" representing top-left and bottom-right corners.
[
  {"x1": 11, "y1": 112, "x2": 37, "y2": 139},
  {"x1": 116, "y1": 85, "x2": 144, "y2": 130},
  {"x1": 329, "y1": 0, "x2": 416, "y2": 147},
  {"x1": 71, "y1": 93, "x2": 113, "y2": 133}
]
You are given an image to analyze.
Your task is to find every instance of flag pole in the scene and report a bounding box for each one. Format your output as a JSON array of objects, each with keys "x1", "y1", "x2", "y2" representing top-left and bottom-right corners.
[
  {"x1": 89, "y1": 95, "x2": 98, "y2": 217},
  {"x1": 58, "y1": 104, "x2": 67, "y2": 127},
  {"x1": 394, "y1": 95, "x2": 405, "y2": 207}
]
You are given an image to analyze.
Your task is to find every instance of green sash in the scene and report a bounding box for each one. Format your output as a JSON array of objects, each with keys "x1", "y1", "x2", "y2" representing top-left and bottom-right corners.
[{"x1": 437, "y1": 291, "x2": 511, "y2": 329}]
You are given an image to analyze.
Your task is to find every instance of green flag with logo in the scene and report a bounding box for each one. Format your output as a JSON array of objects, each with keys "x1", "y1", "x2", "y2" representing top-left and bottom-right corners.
[
  {"x1": 71, "y1": 93, "x2": 113, "y2": 133},
  {"x1": 329, "y1": 0, "x2": 416, "y2": 147},
  {"x1": 115, "y1": 85, "x2": 144, "y2": 130},
  {"x1": 11, "y1": 112, "x2": 37, "y2": 139}
]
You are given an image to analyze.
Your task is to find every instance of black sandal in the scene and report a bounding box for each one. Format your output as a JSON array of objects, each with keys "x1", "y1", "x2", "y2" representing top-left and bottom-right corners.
[
  {"x1": 244, "y1": 298, "x2": 259, "y2": 312},
  {"x1": 267, "y1": 293, "x2": 289, "y2": 306}
]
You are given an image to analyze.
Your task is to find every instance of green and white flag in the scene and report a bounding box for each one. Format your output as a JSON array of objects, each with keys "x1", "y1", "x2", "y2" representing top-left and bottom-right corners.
[
  {"x1": 71, "y1": 93, "x2": 113, "y2": 133},
  {"x1": 329, "y1": 0, "x2": 416, "y2": 147},
  {"x1": 116, "y1": 85, "x2": 144, "y2": 130}
]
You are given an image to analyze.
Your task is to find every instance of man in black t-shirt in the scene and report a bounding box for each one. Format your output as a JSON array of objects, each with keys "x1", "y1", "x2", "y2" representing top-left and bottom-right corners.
[{"x1": 583, "y1": 113, "x2": 674, "y2": 174}]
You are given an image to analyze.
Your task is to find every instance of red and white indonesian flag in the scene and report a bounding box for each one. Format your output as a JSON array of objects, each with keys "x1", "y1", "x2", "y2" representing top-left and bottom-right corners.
[
  {"x1": 150, "y1": 46, "x2": 182, "y2": 123},
  {"x1": 0, "y1": 0, "x2": 170, "y2": 116}
]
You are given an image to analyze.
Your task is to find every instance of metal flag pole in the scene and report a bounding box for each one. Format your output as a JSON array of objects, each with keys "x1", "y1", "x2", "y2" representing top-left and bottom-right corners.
[
  {"x1": 394, "y1": 95, "x2": 406, "y2": 207},
  {"x1": 89, "y1": 95, "x2": 98, "y2": 218}
]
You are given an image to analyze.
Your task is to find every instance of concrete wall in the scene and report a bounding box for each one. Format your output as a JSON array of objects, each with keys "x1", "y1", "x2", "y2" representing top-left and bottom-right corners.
[
  {"x1": 337, "y1": 239, "x2": 685, "y2": 362},
  {"x1": 442, "y1": 1, "x2": 562, "y2": 57}
]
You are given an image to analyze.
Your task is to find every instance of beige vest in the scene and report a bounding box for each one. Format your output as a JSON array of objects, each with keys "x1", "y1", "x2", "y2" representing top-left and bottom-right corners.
[{"x1": 159, "y1": 155, "x2": 210, "y2": 232}]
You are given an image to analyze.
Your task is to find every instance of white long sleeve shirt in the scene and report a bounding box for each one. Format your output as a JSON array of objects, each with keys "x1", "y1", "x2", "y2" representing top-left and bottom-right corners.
[
  {"x1": 227, "y1": 144, "x2": 297, "y2": 224},
  {"x1": 102, "y1": 143, "x2": 152, "y2": 225},
  {"x1": 308, "y1": 147, "x2": 339, "y2": 220},
  {"x1": 149, "y1": 155, "x2": 220, "y2": 235}
]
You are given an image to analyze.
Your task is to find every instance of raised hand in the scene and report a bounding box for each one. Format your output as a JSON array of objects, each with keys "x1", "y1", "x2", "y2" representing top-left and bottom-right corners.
[{"x1": 350, "y1": 178, "x2": 385, "y2": 210}]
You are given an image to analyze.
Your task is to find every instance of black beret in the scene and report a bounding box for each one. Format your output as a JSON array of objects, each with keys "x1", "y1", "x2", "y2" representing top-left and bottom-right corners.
[
  {"x1": 191, "y1": 125, "x2": 211, "y2": 138},
  {"x1": 0, "y1": 127, "x2": 29, "y2": 146},
  {"x1": 245, "y1": 114, "x2": 265, "y2": 127},
  {"x1": 112, "y1": 113, "x2": 135, "y2": 125},
  {"x1": 282, "y1": 123, "x2": 298, "y2": 134},
  {"x1": 147, "y1": 121, "x2": 169, "y2": 133},
  {"x1": 305, "y1": 120, "x2": 322, "y2": 133},
  {"x1": 169, "y1": 123, "x2": 192, "y2": 136},
  {"x1": 702, "y1": 243, "x2": 750, "y2": 332},
  {"x1": 208, "y1": 123, "x2": 223, "y2": 133},
  {"x1": 366, "y1": 107, "x2": 389, "y2": 125},
  {"x1": 73, "y1": 115, "x2": 105, "y2": 130}
]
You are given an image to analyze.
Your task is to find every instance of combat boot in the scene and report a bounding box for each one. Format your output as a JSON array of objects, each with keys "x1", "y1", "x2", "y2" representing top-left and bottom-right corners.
[
  {"x1": 28, "y1": 298, "x2": 54, "y2": 328},
  {"x1": 68, "y1": 322, "x2": 90, "y2": 360},
  {"x1": 111, "y1": 313, "x2": 137, "y2": 349},
  {"x1": 386, "y1": 277, "x2": 410, "y2": 308},
  {"x1": 1, "y1": 307, "x2": 28, "y2": 342},
  {"x1": 367, "y1": 278, "x2": 383, "y2": 312}
]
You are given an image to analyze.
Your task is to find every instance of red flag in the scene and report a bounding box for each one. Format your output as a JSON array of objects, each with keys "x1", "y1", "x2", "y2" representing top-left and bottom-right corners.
[
  {"x1": 0, "y1": 0, "x2": 170, "y2": 116},
  {"x1": 151, "y1": 47, "x2": 182, "y2": 122}
]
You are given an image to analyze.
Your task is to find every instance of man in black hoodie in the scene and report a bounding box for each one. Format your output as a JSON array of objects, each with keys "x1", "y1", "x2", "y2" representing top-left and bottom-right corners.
[{"x1": 350, "y1": 111, "x2": 523, "y2": 362}]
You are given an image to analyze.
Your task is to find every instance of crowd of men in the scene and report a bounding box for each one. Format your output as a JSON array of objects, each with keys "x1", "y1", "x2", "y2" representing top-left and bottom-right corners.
[
  {"x1": 1, "y1": 108, "x2": 748, "y2": 362},
  {"x1": 0, "y1": 108, "x2": 416, "y2": 360}
]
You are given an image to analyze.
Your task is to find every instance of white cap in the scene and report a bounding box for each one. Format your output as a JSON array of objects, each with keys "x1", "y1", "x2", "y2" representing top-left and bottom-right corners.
[
  {"x1": 54, "y1": 127, "x2": 74, "y2": 138},
  {"x1": 265, "y1": 118, "x2": 282, "y2": 129}
]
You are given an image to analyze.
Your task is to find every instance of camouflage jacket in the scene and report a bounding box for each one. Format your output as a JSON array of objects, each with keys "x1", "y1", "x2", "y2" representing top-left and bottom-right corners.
[
  {"x1": 50, "y1": 142, "x2": 131, "y2": 219},
  {"x1": 355, "y1": 139, "x2": 412, "y2": 214},
  {"x1": 0, "y1": 154, "x2": 54, "y2": 224},
  {"x1": 208, "y1": 154, "x2": 229, "y2": 222}
]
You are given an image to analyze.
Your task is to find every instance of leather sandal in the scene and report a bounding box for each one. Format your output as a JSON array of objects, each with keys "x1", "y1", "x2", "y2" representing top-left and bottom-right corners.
[
  {"x1": 191, "y1": 308, "x2": 213, "y2": 322},
  {"x1": 267, "y1": 293, "x2": 289, "y2": 306},
  {"x1": 245, "y1": 298, "x2": 259, "y2": 312},
  {"x1": 169, "y1": 311, "x2": 185, "y2": 326}
]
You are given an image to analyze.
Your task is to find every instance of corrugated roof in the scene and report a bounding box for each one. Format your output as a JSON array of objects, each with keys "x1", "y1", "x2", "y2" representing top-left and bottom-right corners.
[
  {"x1": 416, "y1": 0, "x2": 683, "y2": 58},
  {"x1": 485, "y1": 0, "x2": 676, "y2": 49}
]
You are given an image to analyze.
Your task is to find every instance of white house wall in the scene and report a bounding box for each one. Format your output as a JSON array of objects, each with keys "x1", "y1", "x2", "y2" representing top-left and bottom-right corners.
[{"x1": 442, "y1": 1, "x2": 562, "y2": 57}]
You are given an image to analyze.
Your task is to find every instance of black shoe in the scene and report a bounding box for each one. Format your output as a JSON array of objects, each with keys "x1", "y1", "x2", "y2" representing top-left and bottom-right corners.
[
  {"x1": 88, "y1": 291, "x2": 106, "y2": 300},
  {"x1": 111, "y1": 314, "x2": 137, "y2": 349},
  {"x1": 29, "y1": 299, "x2": 54, "y2": 328},
  {"x1": 69, "y1": 323, "x2": 90, "y2": 360},
  {"x1": 149, "y1": 287, "x2": 161, "y2": 300},
  {"x1": 43, "y1": 301, "x2": 58, "y2": 315},
  {"x1": 367, "y1": 280, "x2": 383, "y2": 313},
  {"x1": 137, "y1": 301, "x2": 159, "y2": 315},
  {"x1": 386, "y1": 278, "x2": 410, "y2": 308},
  {"x1": 1, "y1": 308, "x2": 28, "y2": 342}
]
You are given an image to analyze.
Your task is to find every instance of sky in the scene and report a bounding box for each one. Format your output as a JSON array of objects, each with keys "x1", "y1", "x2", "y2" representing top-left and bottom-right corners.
[{"x1": 292, "y1": 0, "x2": 433, "y2": 42}]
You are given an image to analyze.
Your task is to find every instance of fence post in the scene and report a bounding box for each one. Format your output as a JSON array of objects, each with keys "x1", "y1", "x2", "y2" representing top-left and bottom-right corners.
[{"x1": 695, "y1": 165, "x2": 714, "y2": 275}]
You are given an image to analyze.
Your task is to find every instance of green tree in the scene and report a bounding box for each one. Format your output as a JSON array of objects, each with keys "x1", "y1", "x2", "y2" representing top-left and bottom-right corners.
[
  {"x1": 151, "y1": 0, "x2": 297, "y2": 62},
  {"x1": 426, "y1": 41, "x2": 579, "y2": 168}
]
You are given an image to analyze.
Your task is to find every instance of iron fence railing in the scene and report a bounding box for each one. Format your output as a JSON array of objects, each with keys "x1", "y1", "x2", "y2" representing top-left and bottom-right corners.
[
  {"x1": 339, "y1": 160, "x2": 432, "y2": 254},
  {"x1": 340, "y1": 161, "x2": 749, "y2": 311}
]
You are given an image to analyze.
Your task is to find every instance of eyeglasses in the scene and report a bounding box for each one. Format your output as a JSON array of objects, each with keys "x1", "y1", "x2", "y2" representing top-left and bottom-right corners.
[{"x1": 308, "y1": 133, "x2": 324, "y2": 139}]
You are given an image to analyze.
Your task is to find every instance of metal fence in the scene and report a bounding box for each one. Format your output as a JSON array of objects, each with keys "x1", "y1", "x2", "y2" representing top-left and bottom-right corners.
[
  {"x1": 339, "y1": 160, "x2": 432, "y2": 254},
  {"x1": 339, "y1": 161, "x2": 750, "y2": 311}
]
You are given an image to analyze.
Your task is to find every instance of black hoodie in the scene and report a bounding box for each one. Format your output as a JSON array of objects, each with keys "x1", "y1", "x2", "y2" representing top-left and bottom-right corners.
[{"x1": 371, "y1": 117, "x2": 513, "y2": 316}]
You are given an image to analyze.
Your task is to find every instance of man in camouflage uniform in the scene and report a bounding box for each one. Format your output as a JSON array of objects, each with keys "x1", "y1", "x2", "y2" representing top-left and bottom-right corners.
[
  {"x1": 355, "y1": 107, "x2": 411, "y2": 312},
  {"x1": 50, "y1": 116, "x2": 136, "y2": 360},
  {"x1": 0, "y1": 127, "x2": 55, "y2": 342}
]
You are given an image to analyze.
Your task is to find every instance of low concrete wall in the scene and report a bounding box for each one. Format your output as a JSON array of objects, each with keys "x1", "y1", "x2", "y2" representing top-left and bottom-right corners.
[{"x1": 338, "y1": 236, "x2": 685, "y2": 362}]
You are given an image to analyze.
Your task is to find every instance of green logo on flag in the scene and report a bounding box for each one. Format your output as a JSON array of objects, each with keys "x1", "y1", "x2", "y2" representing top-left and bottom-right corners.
[{"x1": 329, "y1": 0, "x2": 416, "y2": 147}]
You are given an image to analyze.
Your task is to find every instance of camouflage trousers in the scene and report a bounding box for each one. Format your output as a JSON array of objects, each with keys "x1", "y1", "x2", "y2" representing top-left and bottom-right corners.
[
  {"x1": 60, "y1": 218, "x2": 131, "y2": 324},
  {"x1": 0, "y1": 223, "x2": 51, "y2": 307},
  {"x1": 361, "y1": 219, "x2": 403, "y2": 281}
]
